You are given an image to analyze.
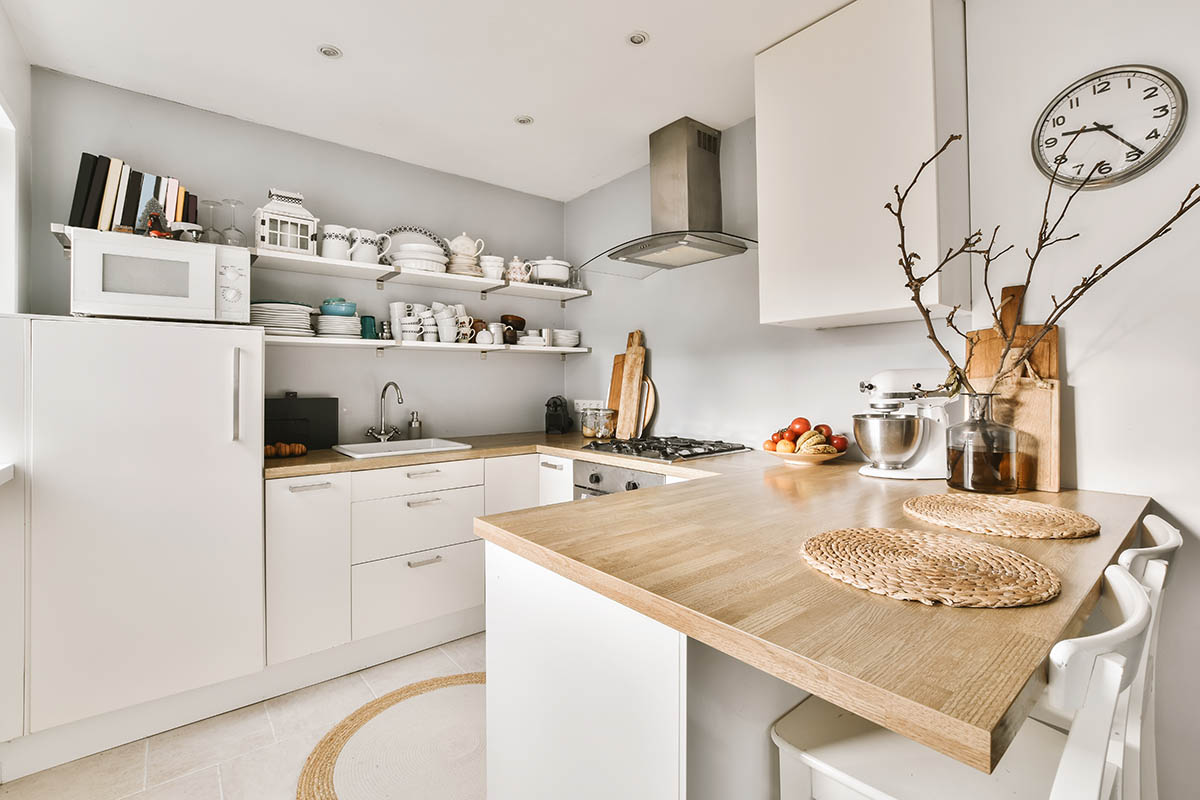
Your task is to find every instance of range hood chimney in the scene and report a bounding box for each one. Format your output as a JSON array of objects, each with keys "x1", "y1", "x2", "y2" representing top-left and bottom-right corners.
[{"x1": 600, "y1": 117, "x2": 754, "y2": 271}]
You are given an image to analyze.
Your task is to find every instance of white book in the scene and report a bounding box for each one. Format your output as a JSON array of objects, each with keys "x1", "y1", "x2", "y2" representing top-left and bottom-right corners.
[{"x1": 112, "y1": 164, "x2": 131, "y2": 229}]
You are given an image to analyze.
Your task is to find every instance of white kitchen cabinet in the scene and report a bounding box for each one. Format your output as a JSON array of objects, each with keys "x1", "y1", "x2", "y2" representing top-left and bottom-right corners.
[
  {"x1": 352, "y1": 540, "x2": 485, "y2": 640},
  {"x1": 537, "y1": 456, "x2": 574, "y2": 505},
  {"x1": 0, "y1": 316, "x2": 28, "y2": 741},
  {"x1": 28, "y1": 318, "x2": 265, "y2": 731},
  {"x1": 484, "y1": 454, "x2": 540, "y2": 514},
  {"x1": 755, "y1": 0, "x2": 969, "y2": 328},
  {"x1": 352, "y1": 485, "x2": 483, "y2": 564},
  {"x1": 351, "y1": 458, "x2": 483, "y2": 501},
  {"x1": 266, "y1": 474, "x2": 352, "y2": 665}
]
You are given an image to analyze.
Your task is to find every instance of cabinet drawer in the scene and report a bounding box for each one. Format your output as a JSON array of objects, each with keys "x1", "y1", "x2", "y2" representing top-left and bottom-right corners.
[
  {"x1": 352, "y1": 485, "x2": 483, "y2": 564},
  {"x1": 351, "y1": 458, "x2": 483, "y2": 501},
  {"x1": 352, "y1": 540, "x2": 484, "y2": 640}
]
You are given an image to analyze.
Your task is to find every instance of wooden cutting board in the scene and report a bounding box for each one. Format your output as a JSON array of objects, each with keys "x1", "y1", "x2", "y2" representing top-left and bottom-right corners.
[
  {"x1": 966, "y1": 286, "x2": 1059, "y2": 380},
  {"x1": 615, "y1": 331, "x2": 646, "y2": 440},
  {"x1": 965, "y1": 286, "x2": 1061, "y2": 492}
]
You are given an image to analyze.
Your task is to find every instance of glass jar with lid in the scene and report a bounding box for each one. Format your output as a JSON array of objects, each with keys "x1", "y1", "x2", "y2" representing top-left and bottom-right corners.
[{"x1": 580, "y1": 408, "x2": 617, "y2": 439}]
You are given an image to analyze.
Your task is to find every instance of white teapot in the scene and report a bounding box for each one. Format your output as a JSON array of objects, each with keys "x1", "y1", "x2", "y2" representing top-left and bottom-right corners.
[{"x1": 443, "y1": 232, "x2": 485, "y2": 257}]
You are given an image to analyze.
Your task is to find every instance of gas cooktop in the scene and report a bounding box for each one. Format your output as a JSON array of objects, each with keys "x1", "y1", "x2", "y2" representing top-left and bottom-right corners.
[{"x1": 581, "y1": 436, "x2": 749, "y2": 462}]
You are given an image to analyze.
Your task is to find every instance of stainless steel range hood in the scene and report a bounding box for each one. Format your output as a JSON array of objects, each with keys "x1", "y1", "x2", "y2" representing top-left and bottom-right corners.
[{"x1": 583, "y1": 117, "x2": 756, "y2": 275}]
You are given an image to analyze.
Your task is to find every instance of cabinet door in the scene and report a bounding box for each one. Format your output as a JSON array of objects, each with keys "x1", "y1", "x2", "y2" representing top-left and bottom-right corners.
[
  {"x1": 352, "y1": 485, "x2": 483, "y2": 564},
  {"x1": 537, "y1": 456, "x2": 574, "y2": 506},
  {"x1": 484, "y1": 455, "x2": 540, "y2": 514},
  {"x1": 0, "y1": 317, "x2": 28, "y2": 741},
  {"x1": 28, "y1": 318, "x2": 265, "y2": 731},
  {"x1": 755, "y1": 0, "x2": 968, "y2": 328},
  {"x1": 266, "y1": 474, "x2": 351, "y2": 665}
]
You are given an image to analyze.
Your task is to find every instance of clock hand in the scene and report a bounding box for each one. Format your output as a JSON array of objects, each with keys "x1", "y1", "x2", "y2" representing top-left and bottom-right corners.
[{"x1": 1092, "y1": 122, "x2": 1144, "y2": 155}]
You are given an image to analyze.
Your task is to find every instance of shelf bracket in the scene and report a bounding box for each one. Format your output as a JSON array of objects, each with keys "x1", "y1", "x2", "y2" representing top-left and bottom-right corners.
[
  {"x1": 376, "y1": 347, "x2": 385, "y2": 357},
  {"x1": 480, "y1": 351, "x2": 487, "y2": 361},
  {"x1": 561, "y1": 353, "x2": 567, "y2": 362},
  {"x1": 480, "y1": 292, "x2": 488, "y2": 301},
  {"x1": 560, "y1": 300, "x2": 566, "y2": 309},
  {"x1": 376, "y1": 280, "x2": 384, "y2": 290}
]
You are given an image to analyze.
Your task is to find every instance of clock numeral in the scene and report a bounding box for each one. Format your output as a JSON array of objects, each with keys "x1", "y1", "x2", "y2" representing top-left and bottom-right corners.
[
  {"x1": 1068, "y1": 97, "x2": 1081, "y2": 109},
  {"x1": 1153, "y1": 104, "x2": 1170, "y2": 118},
  {"x1": 1126, "y1": 150, "x2": 1142, "y2": 162},
  {"x1": 1044, "y1": 136, "x2": 1058, "y2": 148},
  {"x1": 1092, "y1": 80, "x2": 1111, "y2": 94},
  {"x1": 1053, "y1": 154, "x2": 1068, "y2": 165},
  {"x1": 1147, "y1": 128, "x2": 1161, "y2": 140},
  {"x1": 1072, "y1": 163, "x2": 1085, "y2": 175},
  {"x1": 1096, "y1": 161, "x2": 1113, "y2": 175},
  {"x1": 1127, "y1": 78, "x2": 1133, "y2": 89},
  {"x1": 1053, "y1": 115, "x2": 1066, "y2": 127},
  {"x1": 1143, "y1": 86, "x2": 1160, "y2": 100}
]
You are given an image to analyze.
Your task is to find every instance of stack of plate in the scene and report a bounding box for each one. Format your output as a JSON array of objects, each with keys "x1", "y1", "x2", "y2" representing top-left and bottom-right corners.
[
  {"x1": 385, "y1": 242, "x2": 448, "y2": 273},
  {"x1": 315, "y1": 315, "x2": 362, "y2": 339},
  {"x1": 551, "y1": 329, "x2": 581, "y2": 347},
  {"x1": 250, "y1": 302, "x2": 315, "y2": 337},
  {"x1": 447, "y1": 254, "x2": 482, "y2": 276}
]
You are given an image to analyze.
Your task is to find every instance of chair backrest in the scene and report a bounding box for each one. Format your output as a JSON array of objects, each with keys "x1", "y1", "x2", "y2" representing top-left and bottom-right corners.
[
  {"x1": 1047, "y1": 565, "x2": 1152, "y2": 714},
  {"x1": 1119, "y1": 514, "x2": 1183, "y2": 584},
  {"x1": 1047, "y1": 565, "x2": 1153, "y2": 800}
]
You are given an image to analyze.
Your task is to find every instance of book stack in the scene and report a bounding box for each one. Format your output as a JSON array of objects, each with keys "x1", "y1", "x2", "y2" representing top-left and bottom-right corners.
[{"x1": 67, "y1": 152, "x2": 200, "y2": 233}]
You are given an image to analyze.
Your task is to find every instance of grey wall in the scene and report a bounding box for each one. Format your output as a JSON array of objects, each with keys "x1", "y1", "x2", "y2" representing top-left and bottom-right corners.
[
  {"x1": 0, "y1": 5, "x2": 30, "y2": 313},
  {"x1": 966, "y1": 0, "x2": 1200, "y2": 792},
  {"x1": 564, "y1": 4, "x2": 1200, "y2": 796},
  {"x1": 30, "y1": 69, "x2": 568, "y2": 439}
]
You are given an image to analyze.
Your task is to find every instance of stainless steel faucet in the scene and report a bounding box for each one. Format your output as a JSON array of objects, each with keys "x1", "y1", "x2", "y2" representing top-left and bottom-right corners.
[{"x1": 366, "y1": 381, "x2": 404, "y2": 442}]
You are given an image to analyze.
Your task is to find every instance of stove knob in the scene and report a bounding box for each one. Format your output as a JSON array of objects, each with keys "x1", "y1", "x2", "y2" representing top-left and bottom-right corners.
[
  {"x1": 588, "y1": 473, "x2": 602, "y2": 485},
  {"x1": 625, "y1": 480, "x2": 639, "y2": 491}
]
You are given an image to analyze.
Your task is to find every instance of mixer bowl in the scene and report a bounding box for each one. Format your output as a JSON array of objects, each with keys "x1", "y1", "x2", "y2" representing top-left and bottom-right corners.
[{"x1": 852, "y1": 413, "x2": 924, "y2": 469}]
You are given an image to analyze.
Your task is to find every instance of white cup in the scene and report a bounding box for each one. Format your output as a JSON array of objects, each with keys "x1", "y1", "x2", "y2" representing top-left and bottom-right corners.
[
  {"x1": 431, "y1": 302, "x2": 448, "y2": 312},
  {"x1": 410, "y1": 303, "x2": 429, "y2": 315},
  {"x1": 422, "y1": 332, "x2": 438, "y2": 342},
  {"x1": 401, "y1": 331, "x2": 420, "y2": 341},
  {"x1": 321, "y1": 225, "x2": 357, "y2": 260},
  {"x1": 348, "y1": 229, "x2": 391, "y2": 263},
  {"x1": 482, "y1": 265, "x2": 505, "y2": 280},
  {"x1": 451, "y1": 303, "x2": 467, "y2": 316},
  {"x1": 475, "y1": 330, "x2": 494, "y2": 345}
]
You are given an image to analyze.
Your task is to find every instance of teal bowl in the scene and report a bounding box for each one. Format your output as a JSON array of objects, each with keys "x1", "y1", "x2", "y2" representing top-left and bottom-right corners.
[{"x1": 321, "y1": 300, "x2": 357, "y2": 316}]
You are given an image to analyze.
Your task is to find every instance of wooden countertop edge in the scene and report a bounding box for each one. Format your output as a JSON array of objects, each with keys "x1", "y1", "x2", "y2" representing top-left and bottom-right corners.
[{"x1": 473, "y1": 514, "x2": 995, "y2": 772}]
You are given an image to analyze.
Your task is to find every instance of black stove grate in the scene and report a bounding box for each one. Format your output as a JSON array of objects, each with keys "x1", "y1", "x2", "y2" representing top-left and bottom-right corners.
[{"x1": 582, "y1": 436, "x2": 749, "y2": 462}]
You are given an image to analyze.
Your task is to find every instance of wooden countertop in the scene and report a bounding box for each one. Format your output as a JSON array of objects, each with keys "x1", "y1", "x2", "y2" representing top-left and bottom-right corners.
[
  {"x1": 264, "y1": 431, "x2": 778, "y2": 480},
  {"x1": 473, "y1": 463, "x2": 1149, "y2": 773}
]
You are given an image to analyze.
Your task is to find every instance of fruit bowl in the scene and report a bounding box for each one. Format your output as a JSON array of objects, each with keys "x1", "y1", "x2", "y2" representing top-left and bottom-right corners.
[{"x1": 769, "y1": 449, "x2": 846, "y2": 467}]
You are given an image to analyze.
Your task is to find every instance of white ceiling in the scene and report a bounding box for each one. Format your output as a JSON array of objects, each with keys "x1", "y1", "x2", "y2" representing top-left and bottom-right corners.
[{"x1": 1, "y1": 0, "x2": 841, "y2": 201}]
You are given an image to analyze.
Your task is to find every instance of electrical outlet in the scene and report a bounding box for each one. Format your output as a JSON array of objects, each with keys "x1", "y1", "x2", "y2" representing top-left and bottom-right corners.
[{"x1": 574, "y1": 399, "x2": 604, "y2": 413}]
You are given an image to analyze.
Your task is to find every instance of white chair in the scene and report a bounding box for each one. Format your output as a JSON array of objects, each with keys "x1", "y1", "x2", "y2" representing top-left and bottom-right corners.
[
  {"x1": 772, "y1": 564, "x2": 1152, "y2": 800},
  {"x1": 1111, "y1": 515, "x2": 1182, "y2": 800}
]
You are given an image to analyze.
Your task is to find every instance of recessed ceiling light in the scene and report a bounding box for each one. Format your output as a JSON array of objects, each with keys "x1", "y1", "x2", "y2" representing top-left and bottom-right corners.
[
  {"x1": 514, "y1": 115, "x2": 535, "y2": 126},
  {"x1": 626, "y1": 30, "x2": 650, "y2": 46},
  {"x1": 317, "y1": 44, "x2": 343, "y2": 59}
]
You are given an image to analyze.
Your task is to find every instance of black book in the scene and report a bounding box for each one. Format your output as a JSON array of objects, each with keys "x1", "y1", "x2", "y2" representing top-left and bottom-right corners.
[
  {"x1": 186, "y1": 193, "x2": 197, "y2": 224},
  {"x1": 80, "y1": 154, "x2": 109, "y2": 229},
  {"x1": 68, "y1": 153, "x2": 97, "y2": 227},
  {"x1": 120, "y1": 170, "x2": 143, "y2": 228}
]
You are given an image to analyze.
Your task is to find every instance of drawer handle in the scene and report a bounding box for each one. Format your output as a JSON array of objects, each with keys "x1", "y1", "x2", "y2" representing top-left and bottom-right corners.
[
  {"x1": 406, "y1": 497, "x2": 443, "y2": 508},
  {"x1": 289, "y1": 481, "x2": 333, "y2": 493},
  {"x1": 540, "y1": 461, "x2": 563, "y2": 470},
  {"x1": 407, "y1": 554, "x2": 443, "y2": 568},
  {"x1": 406, "y1": 468, "x2": 442, "y2": 478}
]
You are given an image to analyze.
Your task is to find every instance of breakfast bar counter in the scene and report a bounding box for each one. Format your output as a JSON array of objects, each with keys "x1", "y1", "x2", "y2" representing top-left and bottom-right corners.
[{"x1": 474, "y1": 463, "x2": 1150, "y2": 778}]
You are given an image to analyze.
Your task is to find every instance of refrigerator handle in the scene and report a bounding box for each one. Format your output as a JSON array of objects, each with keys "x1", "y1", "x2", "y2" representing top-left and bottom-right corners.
[{"x1": 232, "y1": 346, "x2": 241, "y2": 442}]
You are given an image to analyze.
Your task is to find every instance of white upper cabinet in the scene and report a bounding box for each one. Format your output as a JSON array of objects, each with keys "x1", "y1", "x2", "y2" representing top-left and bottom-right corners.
[{"x1": 755, "y1": 0, "x2": 970, "y2": 328}]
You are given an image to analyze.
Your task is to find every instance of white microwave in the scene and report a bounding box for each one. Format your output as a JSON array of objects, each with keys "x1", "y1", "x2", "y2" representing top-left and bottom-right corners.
[{"x1": 69, "y1": 228, "x2": 250, "y2": 323}]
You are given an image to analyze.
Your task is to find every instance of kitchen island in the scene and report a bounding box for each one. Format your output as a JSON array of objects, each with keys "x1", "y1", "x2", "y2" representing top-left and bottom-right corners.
[{"x1": 475, "y1": 462, "x2": 1149, "y2": 798}]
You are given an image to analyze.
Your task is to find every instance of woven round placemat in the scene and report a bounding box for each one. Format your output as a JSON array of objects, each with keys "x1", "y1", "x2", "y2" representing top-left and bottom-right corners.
[
  {"x1": 802, "y1": 527, "x2": 1061, "y2": 607},
  {"x1": 902, "y1": 494, "x2": 1100, "y2": 539}
]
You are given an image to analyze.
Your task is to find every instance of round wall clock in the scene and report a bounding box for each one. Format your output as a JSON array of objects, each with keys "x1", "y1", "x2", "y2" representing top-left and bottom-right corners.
[{"x1": 1031, "y1": 64, "x2": 1187, "y2": 188}]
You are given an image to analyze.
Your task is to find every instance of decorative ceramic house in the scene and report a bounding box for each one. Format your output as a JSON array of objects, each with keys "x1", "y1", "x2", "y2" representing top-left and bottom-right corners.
[{"x1": 252, "y1": 189, "x2": 318, "y2": 254}]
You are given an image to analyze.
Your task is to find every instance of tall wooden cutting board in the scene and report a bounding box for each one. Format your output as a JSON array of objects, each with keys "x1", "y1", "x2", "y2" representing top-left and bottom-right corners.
[
  {"x1": 965, "y1": 286, "x2": 1061, "y2": 492},
  {"x1": 615, "y1": 331, "x2": 646, "y2": 440}
]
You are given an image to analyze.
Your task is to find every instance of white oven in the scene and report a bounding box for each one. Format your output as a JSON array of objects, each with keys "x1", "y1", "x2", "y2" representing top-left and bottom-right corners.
[{"x1": 69, "y1": 228, "x2": 249, "y2": 323}]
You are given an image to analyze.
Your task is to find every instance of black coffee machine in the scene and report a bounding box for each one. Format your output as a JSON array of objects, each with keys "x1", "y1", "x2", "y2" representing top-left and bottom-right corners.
[{"x1": 545, "y1": 396, "x2": 572, "y2": 434}]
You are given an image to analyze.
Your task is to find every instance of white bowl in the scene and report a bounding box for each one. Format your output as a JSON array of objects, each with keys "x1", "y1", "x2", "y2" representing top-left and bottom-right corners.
[
  {"x1": 533, "y1": 262, "x2": 570, "y2": 284},
  {"x1": 389, "y1": 258, "x2": 447, "y2": 272}
]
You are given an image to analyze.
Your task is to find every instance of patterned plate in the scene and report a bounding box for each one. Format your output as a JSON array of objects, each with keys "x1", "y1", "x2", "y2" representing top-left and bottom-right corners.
[{"x1": 383, "y1": 225, "x2": 451, "y2": 260}]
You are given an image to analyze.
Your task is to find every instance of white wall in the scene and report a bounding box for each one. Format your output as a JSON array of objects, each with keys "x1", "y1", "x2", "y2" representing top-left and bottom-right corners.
[
  {"x1": 566, "y1": 5, "x2": 1200, "y2": 796},
  {"x1": 966, "y1": 0, "x2": 1200, "y2": 793},
  {"x1": 0, "y1": 4, "x2": 30, "y2": 313},
  {"x1": 30, "y1": 69, "x2": 569, "y2": 439}
]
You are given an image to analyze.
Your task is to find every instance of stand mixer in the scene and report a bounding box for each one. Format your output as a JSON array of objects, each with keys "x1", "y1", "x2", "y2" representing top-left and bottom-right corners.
[{"x1": 853, "y1": 369, "x2": 952, "y2": 480}]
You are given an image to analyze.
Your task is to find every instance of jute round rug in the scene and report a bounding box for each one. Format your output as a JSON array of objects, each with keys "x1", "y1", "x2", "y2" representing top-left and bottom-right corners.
[{"x1": 296, "y1": 672, "x2": 485, "y2": 800}]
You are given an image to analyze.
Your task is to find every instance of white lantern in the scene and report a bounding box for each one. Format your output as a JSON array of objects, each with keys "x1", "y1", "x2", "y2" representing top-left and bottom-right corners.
[{"x1": 252, "y1": 189, "x2": 319, "y2": 255}]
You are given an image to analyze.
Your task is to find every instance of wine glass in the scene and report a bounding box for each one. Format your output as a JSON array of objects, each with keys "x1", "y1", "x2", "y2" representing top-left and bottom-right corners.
[
  {"x1": 220, "y1": 199, "x2": 247, "y2": 247},
  {"x1": 199, "y1": 200, "x2": 224, "y2": 243}
]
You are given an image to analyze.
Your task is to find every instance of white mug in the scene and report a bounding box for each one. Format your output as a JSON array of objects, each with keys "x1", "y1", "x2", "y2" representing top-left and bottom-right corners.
[
  {"x1": 451, "y1": 303, "x2": 467, "y2": 316},
  {"x1": 321, "y1": 225, "x2": 357, "y2": 260},
  {"x1": 410, "y1": 303, "x2": 429, "y2": 315},
  {"x1": 482, "y1": 265, "x2": 505, "y2": 280},
  {"x1": 475, "y1": 330, "x2": 494, "y2": 345},
  {"x1": 348, "y1": 229, "x2": 391, "y2": 263}
]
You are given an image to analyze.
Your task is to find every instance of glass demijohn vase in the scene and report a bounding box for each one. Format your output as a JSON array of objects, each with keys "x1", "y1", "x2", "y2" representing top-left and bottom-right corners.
[{"x1": 946, "y1": 393, "x2": 1018, "y2": 494}]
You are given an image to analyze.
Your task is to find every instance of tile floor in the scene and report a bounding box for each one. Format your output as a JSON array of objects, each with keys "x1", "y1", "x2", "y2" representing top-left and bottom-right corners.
[{"x1": 0, "y1": 632, "x2": 485, "y2": 800}]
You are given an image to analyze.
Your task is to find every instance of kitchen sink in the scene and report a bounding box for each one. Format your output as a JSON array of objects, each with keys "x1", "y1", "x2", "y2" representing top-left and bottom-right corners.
[{"x1": 332, "y1": 439, "x2": 473, "y2": 459}]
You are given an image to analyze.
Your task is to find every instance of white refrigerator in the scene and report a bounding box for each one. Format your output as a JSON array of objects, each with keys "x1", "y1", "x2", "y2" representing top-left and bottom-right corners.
[{"x1": 1, "y1": 315, "x2": 265, "y2": 734}]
